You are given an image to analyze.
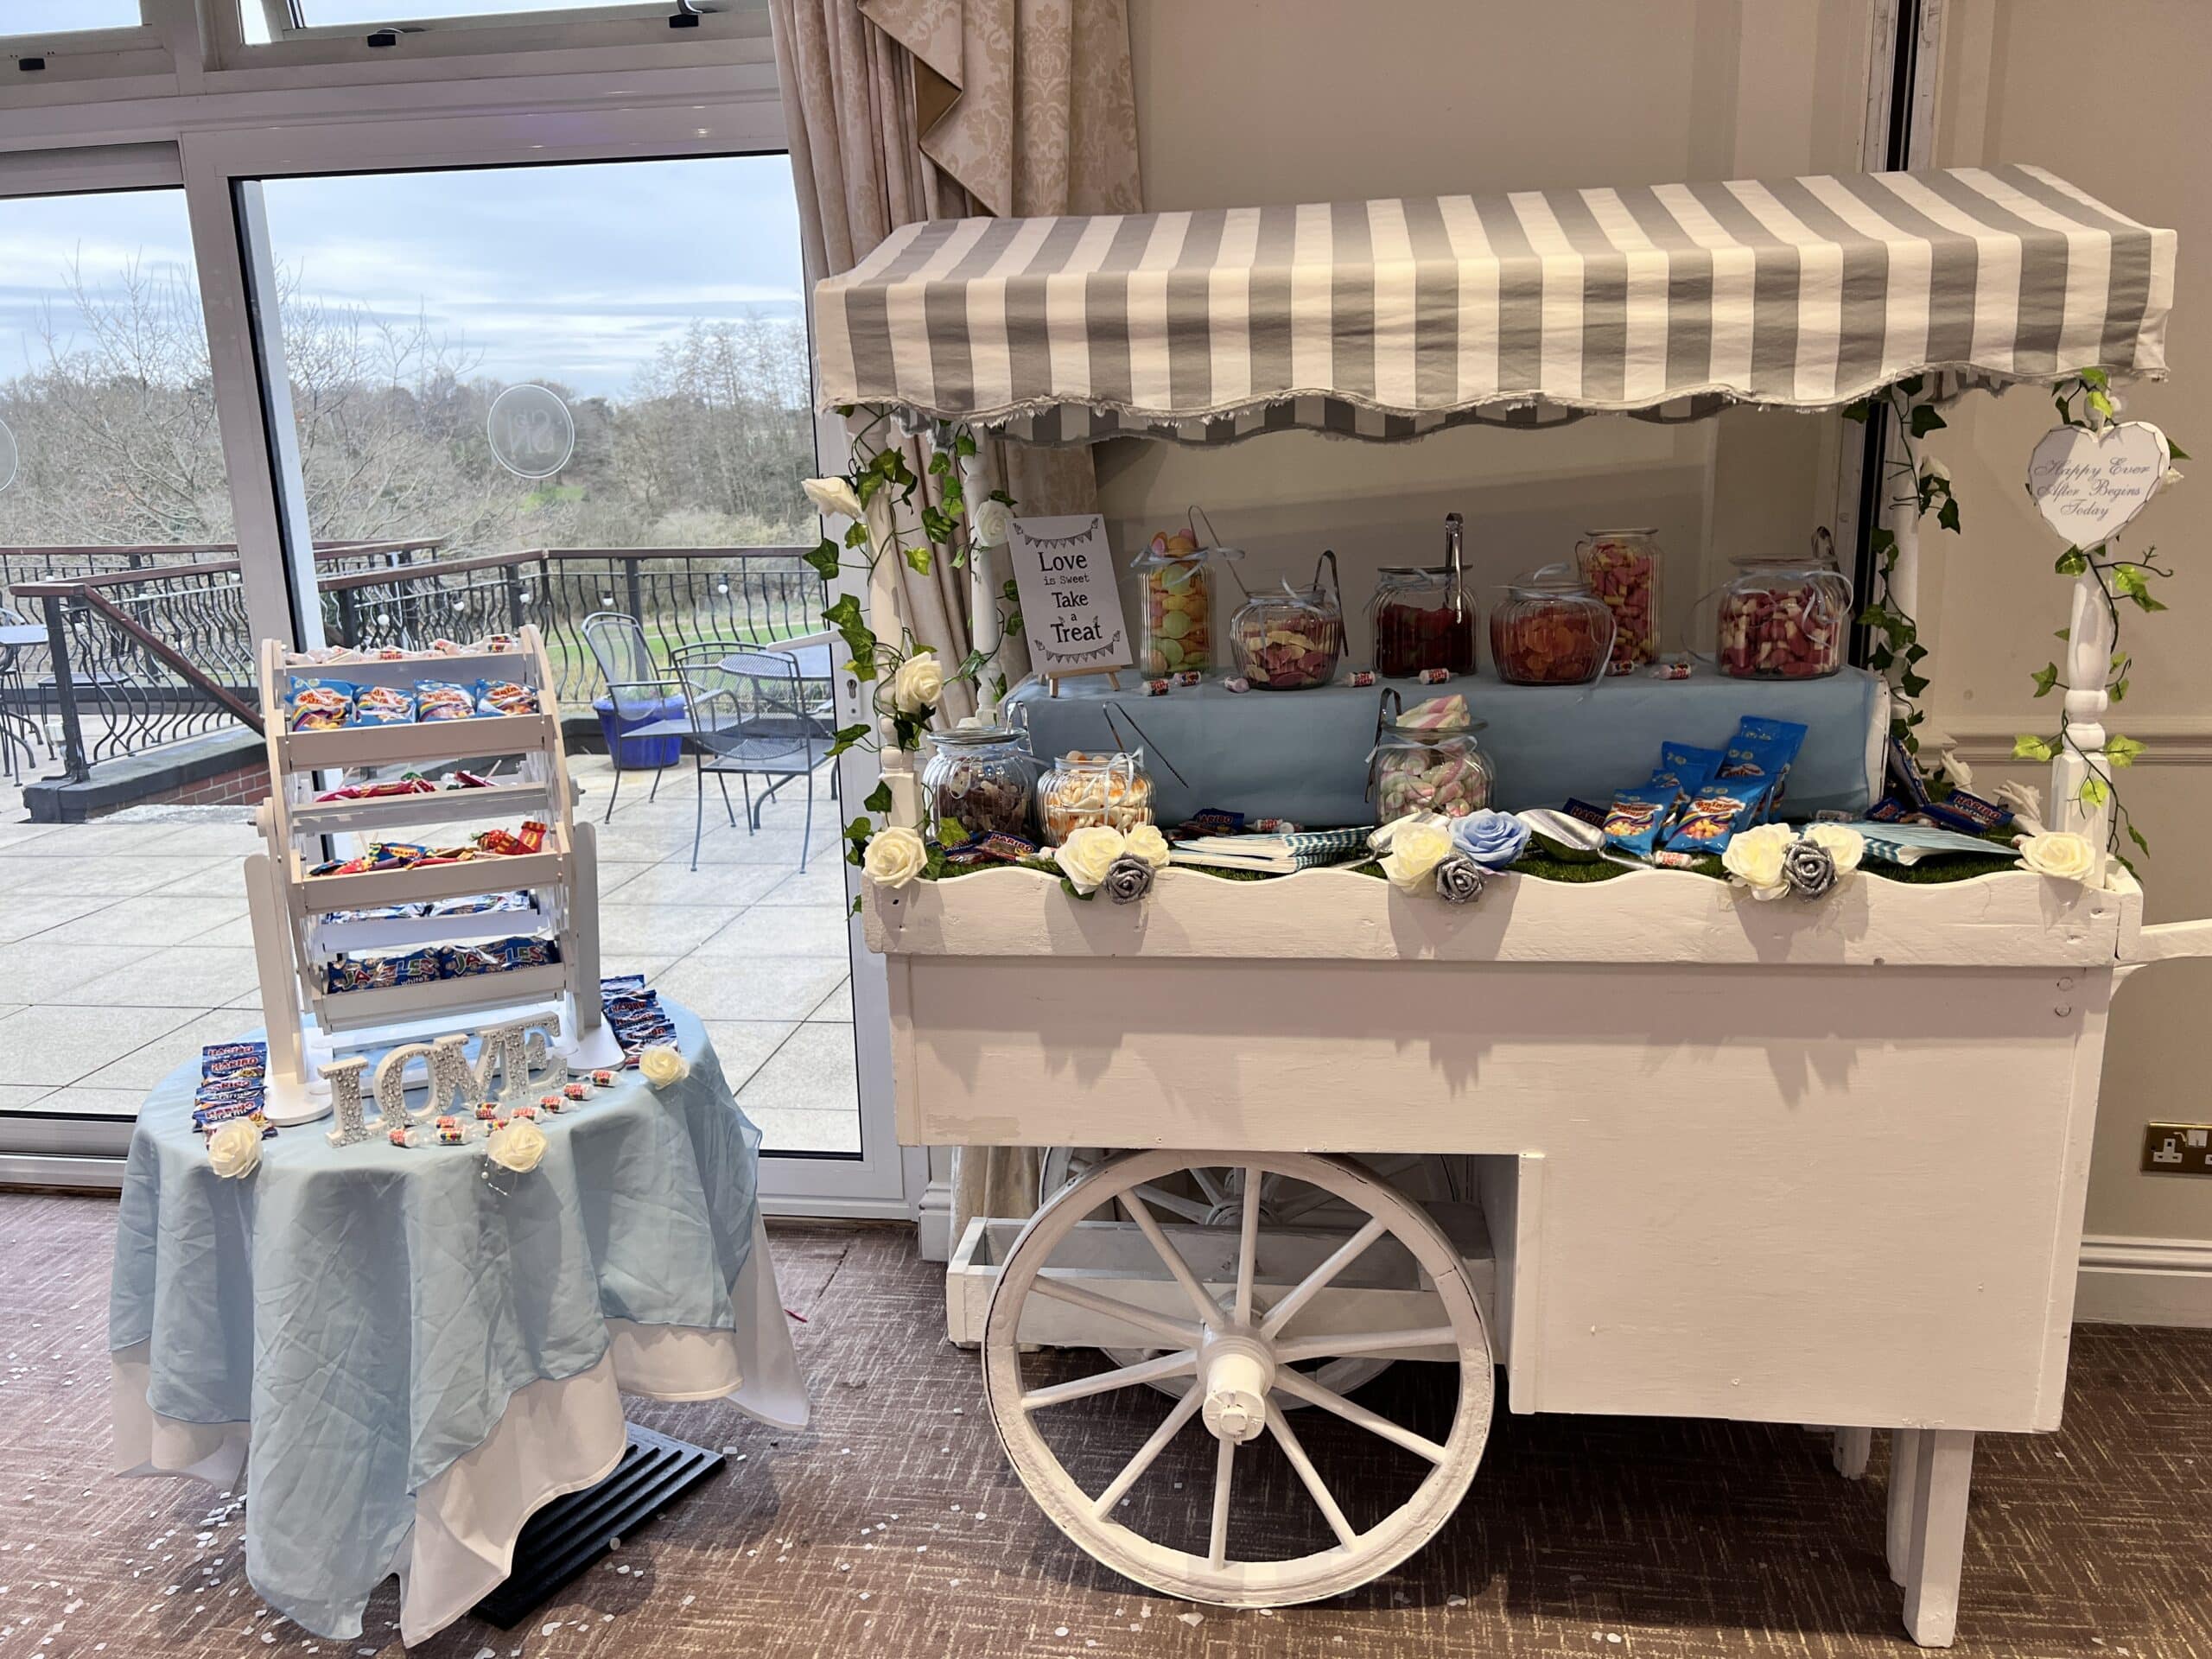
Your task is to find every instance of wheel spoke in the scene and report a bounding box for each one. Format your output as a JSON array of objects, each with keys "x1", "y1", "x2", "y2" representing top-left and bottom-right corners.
[
  {"x1": 1274, "y1": 1325, "x2": 1459, "y2": 1364},
  {"x1": 1265, "y1": 1402, "x2": 1359, "y2": 1548},
  {"x1": 1022, "y1": 1349, "x2": 1198, "y2": 1412},
  {"x1": 1271, "y1": 1367, "x2": 1449, "y2": 1465},
  {"x1": 1233, "y1": 1168, "x2": 1262, "y2": 1325},
  {"x1": 1260, "y1": 1217, "x2": 1388, "y2": 1339},
  {"x1": 1207, "y1": 1436, "x2": 1235, "y2": 1569},
  {"x1": 1089, "y1": 1386, "x2": 1205, "y2": 1518},
  {"x1": 1190, "y1": 1166, "x2": 1232, "y2": 1208},
  {"x1": 1265, "y1": 1182, "x2": 1345, "y2": 1226},
  {"x1": 1029, "y1": 1274, "x2": 1206, "y2": 1350},
  {"x1": 1127, "y1": 1180, "x2": 1212, "y2": 1225},
  {"x1": 1122, "y1": 1190, "x2": 1224, "y2": 1331}
]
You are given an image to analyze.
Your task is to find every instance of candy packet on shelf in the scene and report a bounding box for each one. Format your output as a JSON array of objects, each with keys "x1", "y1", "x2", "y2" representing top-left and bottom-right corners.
[
  {"x1": 1719, "y1": 717, "x2": 1808, "y2": 822},
  {"x1": 415, "y1": 680, "x2": 477, "y2": 721},
  {"x1": 287, "y1": 678, "x2": 354, "y2": 732},
  {"x1": 350, "y1": 684, "x2": 416, "y2": 726},
  {"x1": 1662, "y1": 782, "x2": 1766, "y2": 853},
  {"x1": 1602, "y1": 785, "x2": 1678, "y2": 856},
  {"x1": 475, "y1": 679, "x2": 539, "y2": 716},
  {"x1": 1648, "y1": 741, "x2": 1725, "y2": 799},
  {"x1": 200, "y1": 1040, "x2": 267, "y2": 1083}
]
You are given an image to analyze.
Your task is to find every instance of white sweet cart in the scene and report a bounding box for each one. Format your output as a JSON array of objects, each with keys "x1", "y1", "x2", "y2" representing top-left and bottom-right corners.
[{"x1": 815, "y1": 165, "x2": 2206, "y2": 1645}]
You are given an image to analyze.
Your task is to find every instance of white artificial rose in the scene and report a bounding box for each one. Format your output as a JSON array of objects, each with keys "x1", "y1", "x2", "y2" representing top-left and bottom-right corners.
[
  {"x1": 638, "y1": 1045, "x2": 689, "y2": 1089},
  {"x1": 2018, "y1": 830, "x2": 2095, "y2": 881},
  {"x1": 1721, "y1": 822, "x2": 1796, "y2": 899},
  {"x1": 1122, "y1": 823, "x2": 1172, "y2": 869},
  {"x1": 1992, "y1": 779, "x2": 2047, "y2": 836},
  {"x1": 863, "y1": 825, "x2": 928, "y2": 888},
  {"x1": 1917, "y1": 454, "x2": 1950, "y2": 484},
  {"x1": 2164, "y1": 466, "x2": 2185, "y2": 488},
  {"x1": 1801, "y1": 822, "x2": 1866, "y2": 875},
  {"x1": 207, "y1": 1119, "x2": 262, "y2": 1179},
  {"x1": 486, "y1": 1119, "x2": 548, "y2": 1173},
  {"x1": 970, "y1": 498, "x2": 1012, "y2": 546},
  {"x1": 803, "y1": 476, "x2": 863, "y2": 521},
  {"x1": 889, "y1": 651, "x2": 945, "y2": 715},
  {"x1": 1378, "y1": 817, "x2": 1454, "y2": 893},
  {"x1": 1055, "y1": 824, "x2": 1128, "y2": 894}
]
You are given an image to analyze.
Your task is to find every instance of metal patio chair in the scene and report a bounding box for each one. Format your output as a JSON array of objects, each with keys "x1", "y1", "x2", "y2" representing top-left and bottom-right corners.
[
  {"x1": 580, "y1": 609, "x2": 686, "y2": 821},
  {"x1": 669, "y1": 643, "x2": 832, "y2": 873}
]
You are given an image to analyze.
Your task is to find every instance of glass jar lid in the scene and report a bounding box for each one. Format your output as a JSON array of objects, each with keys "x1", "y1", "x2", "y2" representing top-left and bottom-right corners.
[
  {"x1": 1582, "y1": 525, "x2": 1659, "y2": 538},
  {"x1": 931, "y1": 720, "x2": 1026, "y2": 751},
  {"x1": 1505, "y1": 560, "x2": 1595, "y2": 599}
]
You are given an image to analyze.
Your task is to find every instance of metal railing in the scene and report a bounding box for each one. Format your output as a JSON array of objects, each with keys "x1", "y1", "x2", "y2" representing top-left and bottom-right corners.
[{"x1": 3, "y1": 544, "x2": 823, "y2": 785}]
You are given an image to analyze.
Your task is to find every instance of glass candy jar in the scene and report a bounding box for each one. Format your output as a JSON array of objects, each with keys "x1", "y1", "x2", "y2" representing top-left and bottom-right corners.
[
  {"x1": 1716, "y1": 547, "x2": 1847, "y2": 680},
  {"x1": 1230, "y1": 549, "x2": 1344, "y2": 690},
  {"x1": 1369, "y1": 512, "x2": 1478, "y2": 678},
  {"x1": 1133, "y1": 531, "x2": 1224, "y2": 677},
  {"x1": 921, "y1": 722, "x2": 1039, "y2": 846},
  {"x1": 1366, "y1": 688, "x2": 1494, "y2": 824},
  {"x1": 1038, "y1": 749, "x2": 1155, "y2": 845},
  {"x1": 1575, "y1": 527, "x2": 1663, "y2": 674},
  {"x1": 1489, "y1": 563, "x2": 1616, "y2": 685}
]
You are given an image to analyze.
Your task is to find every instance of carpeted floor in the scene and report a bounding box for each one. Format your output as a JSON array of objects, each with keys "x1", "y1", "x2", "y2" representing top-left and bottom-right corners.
[{"x1": 4, "y1": 1190, "x2": 2209, "y2": 1658}]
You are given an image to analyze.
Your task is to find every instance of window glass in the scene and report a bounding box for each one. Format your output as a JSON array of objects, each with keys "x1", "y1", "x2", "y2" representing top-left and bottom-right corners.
[
  {"x1": 241, "y1": 0, "x2": 640, "y2": 43},
  {"x1": 3, "y1": 2, "x2": 143, "y2": 37}
]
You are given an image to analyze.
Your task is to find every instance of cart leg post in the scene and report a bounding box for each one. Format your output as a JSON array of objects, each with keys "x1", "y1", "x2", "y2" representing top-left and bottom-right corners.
[
  {"x1": 1900, "y1": 1428, "x2": 1975, "y2": 1648},
  {"x1": 1832, "y1": 1427, "x2": 1871, "y2": 1480},
  {"x1": 1885, "y1": 1427, "x2": 1922, "y2": 1586}
]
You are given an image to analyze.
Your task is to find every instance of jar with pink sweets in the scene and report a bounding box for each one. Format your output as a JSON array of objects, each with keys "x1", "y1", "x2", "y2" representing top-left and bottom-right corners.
[
  {"x1": 1575, "y1": 527, "x2": 1662, "y2": 674},
  {"x1": 1366, "y1": 689, "x2": 1494, "y2": 825},
  {"x1": 1715, "y1": 550, "x2": 1847, "y2": 680}
]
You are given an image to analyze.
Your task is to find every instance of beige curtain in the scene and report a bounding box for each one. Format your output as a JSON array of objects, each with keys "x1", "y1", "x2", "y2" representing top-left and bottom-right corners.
[{"x1": 768, "y1": 0, "x2": 1141, "y2": 1232}]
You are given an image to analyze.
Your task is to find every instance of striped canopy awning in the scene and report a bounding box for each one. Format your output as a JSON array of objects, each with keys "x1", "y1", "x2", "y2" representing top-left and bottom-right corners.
[{"x1": 813, "y1": 164, "x2": 2175, "y2": 444}]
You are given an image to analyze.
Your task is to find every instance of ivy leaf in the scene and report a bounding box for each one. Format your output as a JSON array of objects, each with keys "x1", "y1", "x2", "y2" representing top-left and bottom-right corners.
[
  {"x1": 1936, "y1": 496, "x2": 1961, "y2": 533},
  {"x1": 2079, "y1": 775, "x2": 2112, "y2": 808},
  {"x1": 2013, "y1": 734, "x2": 2056, "y2": 762},
  {"x1": 828, "y1": 723, "x2": 872, "y2": 759},
  {"x1": 2132, "y1": 588, "x2": 2170, "y2": 613},
  {"x1": 2055, "y1": 548, "x2": 2088, "y2": 575},
  {"x1": 855, "y1": 469, "x2": 883, "y2": 507},
  {"x1": 903, "y1": 542, "x2": 934, "y2": 575},
  {"x1": 1909, "y1": 404, "x2": 1948, "y2": 438},
  {"x1": 926, "y1": 449, "x2": 950, "y2": 477},
  {"x1": 849, "y1": 894, "x2": 864, "y2": 915},
  {"x1": 2167, "y1": 438, "x2": 2190, "y2": 461},
  {"x1": 1899, "y1": 374, "x2": 1926, "y2": 397},
  {"x1": 935, "y1": 816, "x2": 967, "y2": 846},
  {"x1": 955, "y1": 429, "x2": 979, "y2": 459},
  {"x1": 2031, "y1": 662, "x2": 2059, "y2": 697},
  {"x1": 1840, "y1": 400, "x2": 1871, "y2": 423},
  {"x1": 1868, "y1": 525, "x2": 1897, "y2": 559},
  {"x1": 843, "y1": 521, "x2": 872, "y2": 550},
  {"x1": 988, "y1": 489, "x2": 1015, "y2": 507},
  {"x1": 822, "y1": 594, "x2": 879, "y2": 678},
  {"x1": 2055, "y1": 626, "x2": 2071, "y2": 640},
  {"x1": 2079, "y1": 366, "x2": 2110, "y2": 390},
  {"x1": 804, "y1": 538, "x2": 842, "y2": 581},
  {"x1": 862, "y1": 779, "x2": 893, "y2": 814},
  {"x1": 2128, "y1": 821, "x2": 2152, "y2": 855},
  {"x1": 1898, "y1": 669, "x2": 1930, "y2": 698},
  {"x1": 2111, "y1": 675, "x2": 2130, "y2": 702},
  {"x1": 1867, "y1": 645, "x2": 1894, "y2": 672},
  {"x1": 2107, "y1": 734, "x2": 2147, "y2": 768},
  {"x1": 919, "y1": 504, "x2": 957, "y2": 544},
  {"x1": 2088, "y1": 387, "x2": 2117, "y2": 423}
]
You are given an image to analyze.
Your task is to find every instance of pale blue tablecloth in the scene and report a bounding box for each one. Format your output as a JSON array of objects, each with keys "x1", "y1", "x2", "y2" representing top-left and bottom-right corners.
[
  {"x1": 1007, "y1": 667, "x2": 1885, "y2": 826},
  {"x1": 108, "y1": 1002, "x2": 760, "y2": 1642}
]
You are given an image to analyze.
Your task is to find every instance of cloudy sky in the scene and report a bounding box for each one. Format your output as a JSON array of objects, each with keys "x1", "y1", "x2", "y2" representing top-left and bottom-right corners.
[{"x1": 0, "y1": 152, "x2": 807, "y2": 399}]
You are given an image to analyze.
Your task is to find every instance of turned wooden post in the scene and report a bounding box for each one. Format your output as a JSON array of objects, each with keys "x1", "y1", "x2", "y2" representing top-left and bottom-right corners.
[{"x1": 2052, "y1": 566, "x2": 2113, "y2": 883}]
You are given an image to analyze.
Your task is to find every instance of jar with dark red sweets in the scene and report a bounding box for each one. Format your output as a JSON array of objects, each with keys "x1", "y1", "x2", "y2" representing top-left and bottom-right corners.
[
  {"x1": 1489, "y1": 564, "x2": 1617, "y2": 685},
  {"x1": 1368, "y1": 512, "x2": 1478, "y2": 678}
]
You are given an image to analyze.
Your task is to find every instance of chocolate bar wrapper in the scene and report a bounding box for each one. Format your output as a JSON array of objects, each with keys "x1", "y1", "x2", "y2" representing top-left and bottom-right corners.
[
  {"x1": 1921, "y1": 789, "x2": 2014, "y2": 835},
  {"x1": 200, "y1": 1041, "x2": 269, "y2": 1082},
  {"x1": 1560, "y1": 797, "x2": 1611, "y2": 830},
  {"x1": 1885, "y1": 734, "x2": 1932, "y2": 807},
  {"x1": 193, "y1": 1099, "x2": 268, "y2": 1134}
]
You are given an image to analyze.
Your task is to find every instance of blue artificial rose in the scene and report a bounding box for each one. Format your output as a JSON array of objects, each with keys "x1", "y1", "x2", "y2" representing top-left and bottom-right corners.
[{"x1": 1449, "y1": 808, "x2": 1531, "y2": 870}]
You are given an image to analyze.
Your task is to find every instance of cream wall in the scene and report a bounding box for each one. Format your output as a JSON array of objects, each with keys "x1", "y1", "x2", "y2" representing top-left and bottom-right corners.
[
  {"x1": 1103, "y1": 0, "x2": 1871, "y2": 658},
  {"x1": 1931, "y1": 1, "x2": 2212, "y2": 1249}
]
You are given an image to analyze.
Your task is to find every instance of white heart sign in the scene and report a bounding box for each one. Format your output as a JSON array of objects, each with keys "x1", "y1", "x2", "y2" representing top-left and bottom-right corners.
[{"x1": 2027, "y1": 420, "x2": 2170, "y2": 546}]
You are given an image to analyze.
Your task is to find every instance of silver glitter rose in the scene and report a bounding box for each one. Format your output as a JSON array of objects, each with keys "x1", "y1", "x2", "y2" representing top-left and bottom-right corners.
[
  {"x1": 1433, "y1": 852, "x2": 1487, "y2": 905},
  {"x1": 1102, "y1": 854, "x2": 1156, "y2": 905},
  {"x1": 1783, "y1": 837, "x2": 1838, "y2": 899}
]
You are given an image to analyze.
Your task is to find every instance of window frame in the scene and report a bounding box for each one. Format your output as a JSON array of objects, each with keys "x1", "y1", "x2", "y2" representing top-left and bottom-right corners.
[{"x1": 204, "y1": 0, "x2": 766, "y2": 75}]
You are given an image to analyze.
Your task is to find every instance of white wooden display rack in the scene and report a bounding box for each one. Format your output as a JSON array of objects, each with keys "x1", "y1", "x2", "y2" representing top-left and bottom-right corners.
[
  {"x1": 818, "y1": 167, "x2": 2209, "y2": 1646},
  {"x1": 245, "y1": 626, "x2": 620, "y2": 1124}
]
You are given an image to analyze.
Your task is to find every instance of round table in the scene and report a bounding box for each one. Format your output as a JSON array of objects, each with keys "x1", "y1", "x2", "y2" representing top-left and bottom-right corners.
[{"x1": 107, "y1": 1000, "x2": 807, "y2": 1645}]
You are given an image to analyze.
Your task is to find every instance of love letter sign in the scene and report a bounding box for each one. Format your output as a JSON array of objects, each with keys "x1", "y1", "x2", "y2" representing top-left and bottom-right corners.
[{"x1": 2026, "y1": 420, "x2": 2171, "y2": 546}]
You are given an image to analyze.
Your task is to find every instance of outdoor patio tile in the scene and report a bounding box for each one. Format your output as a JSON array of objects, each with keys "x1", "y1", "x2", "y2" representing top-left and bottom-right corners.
[
  {"x1": 698, "y1": 1019, "x2": 804, "y2": 1092},
  {"x1": 18, "y1": 1085, "x2": 152, "y2": 1119},
  {"x1": 594, "y1": 902, "x2": 749, "y2": 957},
  {"x1": 0, "y1": 894, "x2": 117, "y2": 946},
  {"x1": 595, "y1": 861, "x2": 791, "y2": 908},
  {"x1": 0, "y1": 1004, "x2": 210, "y2": 1087},
  {"x1": 675, "y1": 829, "x2": 823, "y2": 868},
  {"x1": 37, "y1": 894, "x2": 249, "y2": 948},
  {"x1": 804, "y1": 976, "x2": 853, "y2": 1023},
  {"x1": 0, "y1": 1084, "x2": 55, "y2": 1112},
  {"x1": 0, "y1": 941, "x2": 162, "y2": 1000},
  {"x1": 0, "y1": 821, "x2": 67, "y2": 853},
  {"x1": 75, "y1": 1008, "x2": 268, "y2": 1091},
  {"x1": 144, "y1": 860, "x2": 254, "y2": 899},
  {"x1": 736, "y1": 1022, "x2": 860, "y2": 1117},
  {"x1": 10, "y1": 822, "x2": 258, "y2": 858},
  {"x1": 690, "y1": 905, "x2": 853, "y2": 959},
  {"x1": 652, "y1": 953, "x2": 849, "y2": 1021},
  {"x1": 742, "y1": 1103, "x2": 861, "y2": 1155},
  {"x1": 2, "y1": 855, "x2": 232, "y2": 899},
  {"x1": 752, "y1": 862, "x2": 853, "y2": 907},
  {"x1": 57, "y1": 945, "x2": 264, "y2": 1010}
]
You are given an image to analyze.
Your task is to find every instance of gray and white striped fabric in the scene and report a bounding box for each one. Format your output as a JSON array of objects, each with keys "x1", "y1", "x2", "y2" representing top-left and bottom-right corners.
[{"x1": 813, "y1": 164, "x2": 2174, "y2": 444}]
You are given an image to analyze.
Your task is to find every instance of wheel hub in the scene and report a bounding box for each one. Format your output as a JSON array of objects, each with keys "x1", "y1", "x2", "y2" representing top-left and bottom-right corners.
[{"x1": 1198, "y1": 1331, "x2": 1276, "y2": 1443}]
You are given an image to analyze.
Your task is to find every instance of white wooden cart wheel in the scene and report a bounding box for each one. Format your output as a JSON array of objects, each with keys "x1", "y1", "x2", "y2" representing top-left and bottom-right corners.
[
  {"x1": 985, "y1": 1148, "x2": 1492, "y2": 1606},
  {"x1": 1037, "y1": 1149, "x2": 1443, "y2": 1402}
]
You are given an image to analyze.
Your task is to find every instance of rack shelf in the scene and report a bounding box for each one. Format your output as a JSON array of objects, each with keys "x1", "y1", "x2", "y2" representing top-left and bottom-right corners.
[{"x1": 248, "y1": 625, "x2": 614, "y2": 1122}]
